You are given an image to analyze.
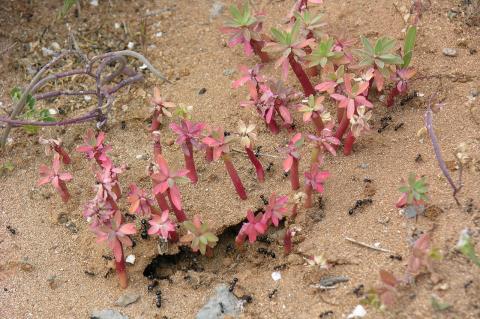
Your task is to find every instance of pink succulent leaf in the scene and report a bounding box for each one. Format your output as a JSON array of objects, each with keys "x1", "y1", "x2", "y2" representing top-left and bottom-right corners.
[
  {"x1": 148, "y1": 211, "x2": 176, "y2": 239},
  {"x1": 283, "y1": 155, "x2": 294, "y2": 172},
  {"x1": 237, "y1": 210, "x2": 268, "y2": 244},
  {"x1": 265, "y1": 194, "x2": 289, "y2": 227},
  {"x1": 169, "y1": 185, "x2": 183, "y2": 210},
  {"x1": 315, "y1": 81, "x2": 337, "y2": 93},
  {"x1": 304, "y1": 164, "x2": 330, "y2": 194}
]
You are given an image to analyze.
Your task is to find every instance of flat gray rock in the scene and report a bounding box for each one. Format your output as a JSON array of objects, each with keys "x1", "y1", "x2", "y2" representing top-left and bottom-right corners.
[
  {"x1": 196, "y1": 285, "x2": 241, "y2": 319},
  {"x1": 91, "y1": 309, "x2": 129, "y2": 319},
  {"x1": 115, "y1": 293, "x2": 140, "y2": 307}
]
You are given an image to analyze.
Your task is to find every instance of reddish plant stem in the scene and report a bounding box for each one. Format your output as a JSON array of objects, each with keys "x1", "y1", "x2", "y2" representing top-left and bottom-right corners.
[
  {"x1": 333, "y1": 113, "x2": 349, "y2": 150},
  {"x1": 115, "y1": 246, "x2": 128, "y2": 289},
  {"x1": 150, "y1": 110, "x2": 161, "y2": 131},
  {"x1": 222, "y1": 154, "x2": 247, "y2": 200},
  {"x1": 291, "y1": 203, "x2": 298, "y2": 219},
  {"x1": 54, "y1": 146, "x2": 71, "y2": 165},
  {"x1": 153, "y1": 140, "x2": 162, "y2": 158},
  {"x1": 312, "y1": 115, "x2": 325, "y2": 134},
  {"x1": 290, "y1": 158, "x2": 300, "y2": 190},
  {"x1": 184, "y1": 139, "x2": 198, "y2": 184},
  {"x1": 167, "y1": 190, "x2": 187, "y2": 222},
  {"x1": 284, "y1": 229, "x2": 293, "y2": 255},
  {"x1": 336, "y1": 107, "x2": 345, "y2": 123},
  {"x1": 343, "y1": 131, "x2": 355, "y2": 156},
  {"x1": 304, "y1": 184, "x2": 313, "y2": 209},
  {"x1": 267, "y1": 118, "x2": 280, "y2": 135},
  {"x1": 386, "y1": 87, "x2": 399, "y2": 107},
  {"x1": 58, "y1": 181, "x2": 71, "y2": 203},
  {"x1": 152, "y1": 181, "x2": 171, "y2": 211},
  {"x1": 288, "y1": 53, "x2": 315, "y2": 97},
  {"x1": 251, "y1": 39, "x2": 269, "y2": 63},
  {"x1": 206, "y1": 147, "x2": 214, "y2": 162},
  {"x1": 245, "y1": 147, "x2": 265, "y2": 183}
]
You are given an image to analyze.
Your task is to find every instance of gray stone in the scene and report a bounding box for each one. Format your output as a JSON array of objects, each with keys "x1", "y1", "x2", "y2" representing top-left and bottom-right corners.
[
  {"x1": 223, "y1": 68, "x2": 235, "y2": 76},
  {"x1": 196, "y1": 285, "x2": 241, "y2": 319},
  {"x1": 114, "y1": 293, "x2": 140, "y2": 307},
  {"x1": 91, "y1": 309, "x2": 128, "y2": 319},
  {"x1": 210, "y1": 2, "x2": 225, "y2": 19},
  {"x1": 358, "y1": 163, "x2": 369, "y2": 169},
  {"x1": 442, "y1": 48, "x2": 457, "y2": 57}
]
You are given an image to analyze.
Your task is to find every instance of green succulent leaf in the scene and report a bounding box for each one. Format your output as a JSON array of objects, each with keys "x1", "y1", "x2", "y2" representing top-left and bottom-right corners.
[{"x1": 403, "y1": 26, "x2": 417, "y2": 68}]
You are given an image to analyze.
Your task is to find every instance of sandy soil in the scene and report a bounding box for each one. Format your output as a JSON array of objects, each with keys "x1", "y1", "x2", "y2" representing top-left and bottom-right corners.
[{"x1": 1, "y1": 0, "x2": 480, "y2": 318}]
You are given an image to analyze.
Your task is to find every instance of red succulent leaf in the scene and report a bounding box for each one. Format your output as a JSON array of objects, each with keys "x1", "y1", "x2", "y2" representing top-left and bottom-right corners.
[{"x1": 236, "y1": 209, "x2": 268, "y2": 245}]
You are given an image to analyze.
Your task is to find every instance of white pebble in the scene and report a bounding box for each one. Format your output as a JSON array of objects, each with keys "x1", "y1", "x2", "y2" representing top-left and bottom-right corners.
[
  {"x1": 127, "y1": 42, "x2": 135, "y2": 49},
  {"x1": 347, "y1": 305, "x2": 367, "y2": 318},
  {"x1": 48, "y1": 109, "x2": 57, "y2": 115},
  {"x1": 126, "y1": 254, "x2": 136, "y2": 264},
  {"x1": 114, "y1": 22, "x2": 121, "y2": 29},
  {"x1": 90, "y1": 0, "x2": 98, "y2": 6},
  {"x1": 155, "y1": 32, "x2": 163, "y2": 38},
  {"x1": 271, "y1": 271, "x2": 282, "y2": 281},
  {"x1": 84, "y1": 95, "x2": 92, "y2": 102}
]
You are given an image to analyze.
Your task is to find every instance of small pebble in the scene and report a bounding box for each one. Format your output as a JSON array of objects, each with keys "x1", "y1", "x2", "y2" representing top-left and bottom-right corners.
[
  {"x1": 442, "y1": 48, "x2": 457, "y2": 57},
  {"x1": 127, "y1": 42, "x2": 135, "y2": 49},
  {"x1": 198, "y1": 88, "x2": 207, "y2": 95},
  {"x1": 358, "y1": 163, "x2": 369, "y2": 169},
  {"x1": 155, "y1": 32, "x2": 163, "y2": 38},
  {"x1": 90, "y1": 0, "x2": 99, "y2": 6},
  {"x1": 223, "y1": 69, "x2": 235, "y2": 76},
  {"x1": 115, "y1": 293, "x2": 140, "y2": 307},
  {"x1": 271, "y1": 271, "x2": 282, "y2": 281},
  {"x1": 125, "y1": 255, "x2": 135, "y2": 265}
]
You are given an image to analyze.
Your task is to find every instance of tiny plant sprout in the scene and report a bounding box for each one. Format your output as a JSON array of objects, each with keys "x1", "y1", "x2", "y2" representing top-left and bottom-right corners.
[
  {"x1": 281, "y1": 133, "x2": 304, "y2": 190},
  {"x1": 456, "y1": 229, "x2": 480, "y2": 267},
  {"x1": 263, "y1": 21, "x2": 315, "y2": 96},
  {"x1": 39, "y1": 137, "x2": 71, "y2": 165},
  {"x1": 235, "y1": 209, "x2": 268, "y2": 246},
  {"x1": 170, "y1": 119, "x2": 206, "y2": 184},
  {"x1": 388, "y1": 26, "x2": 417, "y2": 107},
  {"x1": 264, "y1": 193, "x2": 289, "y2": 227},
  {"x1": 181, "y1": 215, "x2": 219, "y2": 257},
  {"x1": 344, "y1": 105, "x2": 372, "y2": 156},
  {"x1": 304, "y1": 163, "x2": 330, "y2": 208},
  {"x1": 298, "y1": 95, "x2": 331, "y2": 134},
  {"x1": 308, "y1": 122, "x2": 340, "y2": 161},
  {"x1": 291, "y1": 192, "x2": 306, "y2": 218},
  {"x1": 307, "y1": 37, "x2": 344, "y2": 69},
  {"x1": 38, "y1": 153, "x2": 73, "y2": 203},
  {"x1": 353, "y1": 35, "x2": 404, "y2": 92},
  {"x1": 94, "y1": 211, "x2": 137, "y2": 289},
  {"x1": 203, "y1": 127, "x2": 247, "y2": 200},
  {"x1": 237, "y1": 120, "x2": 264, "y2": 183},
  {"x1": 377, "y1": 270, "x2": 400, "y2": 308},
  {"x1": 232, "y1": 64, "x2": 266, "y2": 101},
  {"x1": 396, "y1": 173, "x2": 429, "y2": 218},
  {"x1": 128, "y1": 184, "x2": 158, "y2": 218},
  {"x1": 151, "y1": 155, "x2": 189, "y2": 222},
  {"x1": 76, "y1": 128, "x2": 111, "y2": 165},
  {"x1": 150, "y1": 87, "x2": 175, "y2": 131},
  {"x1": 221, "y1": 1, "x2": 269, "y2": 62},
  {"x1": 148, "y1": 210, "x2": 177, "y2": 241},
  {"x1": 406, "y1": 233, "x2": 441, "y2": 280},
  {"x1": 315, "y1": 64, "x2": 345, "y2": 94}
]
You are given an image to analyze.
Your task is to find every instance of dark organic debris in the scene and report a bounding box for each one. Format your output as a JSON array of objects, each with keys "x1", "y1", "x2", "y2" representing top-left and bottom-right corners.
[
  {"x1": 348, "y1": 198, "x2": 373, "y2": 215},
  {"x1": 319, "y1": 275, "x2": 349, "y2": 288}
]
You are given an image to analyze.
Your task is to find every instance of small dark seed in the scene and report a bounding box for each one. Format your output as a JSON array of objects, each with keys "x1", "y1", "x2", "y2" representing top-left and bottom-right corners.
[{"x1": 198, "y1": 88, "x2": 207, "y2": 95}]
